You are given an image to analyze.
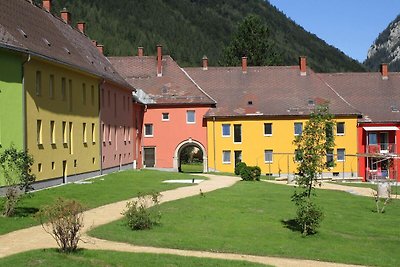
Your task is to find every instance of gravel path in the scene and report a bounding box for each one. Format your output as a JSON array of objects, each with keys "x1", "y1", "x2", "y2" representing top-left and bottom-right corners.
[{"x1": 0, "y1": 173, "x2": 366, "y2": 267}]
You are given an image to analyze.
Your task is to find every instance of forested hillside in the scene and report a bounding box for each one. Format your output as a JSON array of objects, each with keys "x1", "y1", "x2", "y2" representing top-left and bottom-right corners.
[{"x1": 34, "y1": 0, "x2": 365, "y2": 72}]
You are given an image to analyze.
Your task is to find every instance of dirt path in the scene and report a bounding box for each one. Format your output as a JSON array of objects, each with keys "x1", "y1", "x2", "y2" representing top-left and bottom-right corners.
[{"x1": 0, "y1": 174, "x2": 365, "y2": 267}]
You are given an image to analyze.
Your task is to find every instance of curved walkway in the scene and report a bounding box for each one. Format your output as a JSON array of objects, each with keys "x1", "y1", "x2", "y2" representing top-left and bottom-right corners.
[{"x1": 0, "y1": 174, "x2": 365, "y2": 267}]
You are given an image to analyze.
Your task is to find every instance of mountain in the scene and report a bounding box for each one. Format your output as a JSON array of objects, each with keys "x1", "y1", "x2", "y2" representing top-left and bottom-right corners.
[
  {"x1": 33, "y1": 0, "x2": 365, "y2": 72},
  {"x1": 365, "y1": 15, "x2": 400, "y2": 71}
]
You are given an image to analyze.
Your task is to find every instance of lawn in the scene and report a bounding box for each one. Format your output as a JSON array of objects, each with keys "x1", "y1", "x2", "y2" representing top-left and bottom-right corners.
[
  {"x1": 0, "y1": 170, "x2": 201, "y2": 235},
  {"x1": 90, "y1": 181, "x2": 400, "y2": 267},
  {"x1": 0, "y1": 249, "x2": 268, "y2": 267},
  {"x1": 330, "y1": 182, "x2": 400, "y2": 195},
  {"x1": 180, "y1": 163, "x2": 203, "y2": 173}
]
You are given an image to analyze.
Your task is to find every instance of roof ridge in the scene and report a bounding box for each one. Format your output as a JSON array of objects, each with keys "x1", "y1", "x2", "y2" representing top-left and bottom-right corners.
[{"x1": 180, "y1": 67, "x2": 217, "y2": 104}]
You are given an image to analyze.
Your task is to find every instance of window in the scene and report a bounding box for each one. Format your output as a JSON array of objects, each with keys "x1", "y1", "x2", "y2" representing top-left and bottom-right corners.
[
  {"x1": 128, "y1": 127, "x2": 131, "y2": 143},
  {"x1": 61, "y1": 77, "x2": 66, "y2": 101},
  {"x1": 264, "y1": 123, "x2": 272, "y2": 136},
  {"x1": 222, "y1": 150, "x2": 231, "y2": 163},
  {"x1": 36, "y1": 71, "x2": 41, "y2": 96},
  {"x1": 368, "y1": 133, "x2": 377, "y2": 145},
  {"x1": 51, "y1": 162, "x2": 55, "y2": 170},
  {"x1": 123, "y1": 126, "x2": 127, "y2": 143},
  {"x1": 83, "y1": 123, "x2": 87, "y2": 143},
  {"x1": 233, "y1": 124, "x2": 242, "y2": 143},
  {"x1": 68, "y1": 79, "x2": 73, "y2": 111},
  {"x1": 82, "y1": 83, "x2": 86, "y2": 105},
  {"x1": 186, "y1": 110, "x2": 195, "y2": 124},
  {"x1": 91, "y1": 85, "x2": 95, "y2": 106},
  {"x1": 294, "y1": 122, "x2": 303, "y2": 136},
  {"x1": 91, "y1": 123, "x2": 95, "y2": 143},
  {"x1": 38, "y1": 163, "x2": 42, "y2": 172},
  {"x1": 144, "y1": 124, "x2": 153, "y2": 137},
  {"x1": 102, "y1": 123, "x2": 105, "y2": 143},
  {"x1": 50, "y1": 120, "x2": 55, "y2": 144},
  {"x1": 62, "y1": 121, "x2": 67, "y2": 144},
  {"x1": 222, "y1": 124, "x2": 230, "y2": 137},
  {"x1": 162, "y1": 113, "x2": 170, "y2": 121},
  {"x1": 37, "y1": 120, "x2": 42, "y2": 145},
  {"x1": 264, "y1": 150, "x2": 273, "y2": 163},
  {"x1": 326, "y1": 149, "x2": 334, "y2": 167},
  {"x1": 337, "y1": 148, "x2": 345, "y2": 161},
  {"x1": 49, "y1": 74, "x2": 54, "y2": 99},
  {"x1": 336, "y1": 122, "x2": 345, "y2": 135},
  {"x1": 108, "y1": 124, "x2": 112, "y2": 143}
]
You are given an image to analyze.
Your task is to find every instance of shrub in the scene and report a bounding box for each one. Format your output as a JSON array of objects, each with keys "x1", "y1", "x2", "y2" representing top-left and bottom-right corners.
[
  {"x1": 295, "y1": 198, "x2": 324, "y2": 236},
  {"x1": 240, "y1": 166, "x2": 261, "y2": 181},
  {"x1": 123, "y1": 192, "x2": 162, "y2": 230},
  {"x1": 234, "y1": 162, "x2": 247, "y2": 175},
  {"x1": 38, "y1": 198, "x2": 84, "y2": 253}
]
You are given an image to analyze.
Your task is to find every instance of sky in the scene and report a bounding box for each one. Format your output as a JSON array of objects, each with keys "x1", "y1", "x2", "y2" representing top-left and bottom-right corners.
[{"x1": 267, "y1": 0, "x2": 400, "y2": 62}]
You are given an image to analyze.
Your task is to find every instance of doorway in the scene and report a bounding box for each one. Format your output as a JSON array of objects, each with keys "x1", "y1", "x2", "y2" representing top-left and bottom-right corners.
[{"x1": 143, "y1": 147, "x2": 155, "y2": 167}]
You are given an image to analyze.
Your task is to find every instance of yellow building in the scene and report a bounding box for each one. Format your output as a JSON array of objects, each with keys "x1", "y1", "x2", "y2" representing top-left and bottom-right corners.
[{"x1": 186, "y1": 57, "x2": 361, "y2": 178}]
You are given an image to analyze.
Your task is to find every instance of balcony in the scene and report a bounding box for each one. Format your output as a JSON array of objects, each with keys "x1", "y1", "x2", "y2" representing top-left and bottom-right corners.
[{"x1": 367, "y1": 143, "x2": 396, "y2": 154}]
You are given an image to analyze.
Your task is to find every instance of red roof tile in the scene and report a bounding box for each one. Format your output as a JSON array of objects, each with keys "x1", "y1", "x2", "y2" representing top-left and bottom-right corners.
[{"x1": 185, "y1": 66, "x2": 360, "y2": 118}]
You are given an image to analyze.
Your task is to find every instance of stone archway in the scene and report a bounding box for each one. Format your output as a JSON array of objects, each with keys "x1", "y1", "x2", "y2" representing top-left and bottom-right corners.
[{"x1": 173, "y1": 138, "x2": 207, "y2": 173}]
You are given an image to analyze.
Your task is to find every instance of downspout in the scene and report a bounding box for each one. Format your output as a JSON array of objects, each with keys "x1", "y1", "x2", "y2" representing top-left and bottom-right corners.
[
  {"x1": 99, "y1": 79, "x2": 105, "y2": 175},
  {"x1": 22, "y1": 54, "x2": 31, "y2": 152},
  {"x1": 213, "y1": 116, "x2": 216, "y2": 172}
]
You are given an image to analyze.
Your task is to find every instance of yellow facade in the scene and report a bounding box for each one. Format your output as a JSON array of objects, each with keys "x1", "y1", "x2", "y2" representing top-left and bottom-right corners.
[
  {"x1": 207, "y1": 116, "x2": 358, "y2": 178},
  {"x1": 25, "y1": 58, "x2": 100, "y2": 181}
]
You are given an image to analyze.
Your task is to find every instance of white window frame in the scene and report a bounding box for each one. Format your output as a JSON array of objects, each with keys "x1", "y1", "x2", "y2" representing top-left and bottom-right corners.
[
  {"x1": 222, "y1": 124, "x2": 231, "y2": 137},
  {"x1": 186, "y1": 110, "x2": 196, "y2": 124},
  {"x1": 264, "y1": 150, "x2": 273, "y2": 163},
  {"x1": 264, "y1": 123, "x2": 272, "y2": 136},
  {"x1": 162, "y1": 112, "x2": 170, "y2": 121},
  {"x1": 336, "y1": 122, "x2": 345, "y2": 136},
  {"x1": 337, "y1": 148, "x2": 345, "y2": 162},
  {"x1": 144, "y1": 124, "x2": 154, "y2": 137},
  {"x1": 222, "y1": 150, "x2": 231, "y2": 164},
  {"x1": 294, "y1": 122, "x2": 303, "y2": 136}
]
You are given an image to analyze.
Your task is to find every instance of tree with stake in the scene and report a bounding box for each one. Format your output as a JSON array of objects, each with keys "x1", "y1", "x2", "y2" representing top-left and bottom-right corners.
[{"x1": 292, "y1": 105, "x2": 335, "y2": 236}]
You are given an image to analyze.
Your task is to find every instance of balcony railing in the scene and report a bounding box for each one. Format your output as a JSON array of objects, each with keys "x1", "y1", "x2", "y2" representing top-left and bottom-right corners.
[{"x1": 367, "y1": 143, "x2": 396, "y2": 154}]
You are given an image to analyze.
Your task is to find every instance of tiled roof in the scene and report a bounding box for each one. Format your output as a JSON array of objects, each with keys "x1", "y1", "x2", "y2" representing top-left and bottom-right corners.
[
  {"x1": 0, "y1": 0, "x2": 132, "y2": 91},
  {"x1": 108, "y1": 55, "x2": 216, "y2": 105},
  {"x1": 320, "y1": 72, "x2": 400, "y2": 123},
  {"x1": 185, "y1": 66, "x2": 360, "y2": 118}
]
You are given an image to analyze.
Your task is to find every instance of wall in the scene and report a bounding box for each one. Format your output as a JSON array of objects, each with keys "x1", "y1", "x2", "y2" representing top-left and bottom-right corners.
[
  {"x1": 0, "y1": 49, "x2": 24, "y2": 186},
  {"x1": 25, "y1": 58, "x2": 100, "y2": 182},
  {"x1": 207, "y1": 116, "x2": 358, "y2": 177},
  {"x1": 142, "y1": 106, "x2": 209, "y2": 169}
]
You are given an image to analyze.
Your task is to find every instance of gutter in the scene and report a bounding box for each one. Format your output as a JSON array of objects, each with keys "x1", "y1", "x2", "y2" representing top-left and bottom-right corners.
[{"x1": 21, "y1": 53, "x2": 31, "y2": 152}]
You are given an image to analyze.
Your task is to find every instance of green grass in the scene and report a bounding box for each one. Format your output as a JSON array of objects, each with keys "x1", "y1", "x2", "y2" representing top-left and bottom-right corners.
[
  {"x1": 90, "y1": 181, "x2": 400, "y2": 267},
  {"x1": 0, "y1": 170, "x2": 201, "y2": 235},
  {"x1": 330, "y1": 182, "x2": 400, "y2": 194},
  {"x1": 0, "y1": 249, "x2": 268, "y2": 267},
  {"x1": 180, "y1": 163, "x2": 203, "y2": 173}
]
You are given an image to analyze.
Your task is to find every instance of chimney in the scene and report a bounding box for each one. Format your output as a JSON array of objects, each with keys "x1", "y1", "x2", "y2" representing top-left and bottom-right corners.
[
  {"x1": 299, "y1": 56, "x2": 307, "y2": 76},
  {"x1": 381, "y1": 63, "x2": 388, "y2": 80},
  {"x1": 77, "y1": 22, "x2": 86, "y2": 34},
  {"x1": 60, "y1": 8, "x2": 71, "y2": 25},
  {"x1": 157, "y1": 45, "x2": 162, "y2": 77},
  {"x1": 138, "y1": 47, "x2": 144, "y2": 57},
  {"x1": 97, "y1": 44, "x2": 104, "y2": 55},
  {"x1": 42, "y1": 0, "x2": 51, "y2": 12},
  {"x1": 202, "y1": 55, "x2": 208, "y2": 70},
  {"x1": 242, "y1": 56, "x2": 247, "y2": 73}
]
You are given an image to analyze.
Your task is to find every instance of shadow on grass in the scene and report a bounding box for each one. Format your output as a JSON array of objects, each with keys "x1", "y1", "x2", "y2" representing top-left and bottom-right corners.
[
  {"x1": 13, "y1": 207, "x2": 39, "y2": 217},
  {"x1": 281, "y1": 218, "x2": 302, "y2": 233}
]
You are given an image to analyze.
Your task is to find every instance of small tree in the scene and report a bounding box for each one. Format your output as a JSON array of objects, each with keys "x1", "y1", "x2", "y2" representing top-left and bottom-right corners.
[
  {"x1": 292, "y1": 105, "x2": 335, "y2": 236},
  {"x1": 221, "y1": 15, "x2": 282, "y2": 66},
  {"x1": 38, "y1": 198, "x2": 84, "y2": 253},
  {"x1": 0, "y1": 145, "x2": 35, "y2": 217}
]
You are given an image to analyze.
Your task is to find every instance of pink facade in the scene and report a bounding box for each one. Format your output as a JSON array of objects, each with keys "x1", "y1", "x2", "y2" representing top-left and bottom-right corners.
[
  {"x1": 100, "y1": 82, "x2": 141, "y2": 171},
  {"x1": 142, "y1": 106, "x2": 210, "y2": 171},
  {"x1": 358, "y1": 123, "x2": 400, "y2": 182}
]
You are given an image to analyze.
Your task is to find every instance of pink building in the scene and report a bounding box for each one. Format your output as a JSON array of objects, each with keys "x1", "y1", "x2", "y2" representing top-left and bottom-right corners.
[{"x1": 109, "y1": 46, "x2": 215, "y2": 172}]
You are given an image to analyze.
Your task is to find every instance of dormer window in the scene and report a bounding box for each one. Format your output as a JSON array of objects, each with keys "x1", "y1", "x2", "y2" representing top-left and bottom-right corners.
[
  {"x1": 17, "y1": 28, "x2": 27, "y2": 38},
  {"x1": 307, "y1": 99, "x2": 315, "y2": 106},
  {"x1": 63, "y1": 47, "x2": 71, "y2": 54},
  {"x1": 42, "y1": 38, "x2": 51, "y2": 47},
  {"x1": 391, "y1": 106, "x2": 399, "y2": 113},
  {"x1": 248, "y1": 101, "x2": 253, "y2": 105}
]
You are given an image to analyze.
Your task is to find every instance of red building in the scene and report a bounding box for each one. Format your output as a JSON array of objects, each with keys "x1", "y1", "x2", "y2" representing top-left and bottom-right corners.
[
  {"x1": 321, "y1": 64, "x2": 400, "y2": 181},
  {"x1": 109, "y1": 46, "x2": 215, "y2": 171}
]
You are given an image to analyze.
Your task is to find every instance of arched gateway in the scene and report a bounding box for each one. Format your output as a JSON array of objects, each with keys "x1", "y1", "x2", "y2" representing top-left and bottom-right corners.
[{"x1": 173, "y1": 138, "x2": 208, "y2": 173}]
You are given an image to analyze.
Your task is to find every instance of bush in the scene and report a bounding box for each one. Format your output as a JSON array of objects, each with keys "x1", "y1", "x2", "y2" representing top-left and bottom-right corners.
[
  {"x1": 295, "y1": 199, "x2": 324, "y2": 236},
  {"x1": 234, "y1": 162, "x2": 247, "y2": 175},
  {"x1": 123, "y1": 192, "x2": 161, "y2": 230},
  {"x1": 38, "y1": 198, "x2": 84, "y2": 253},
  {"x1": 240, "y1": 166, "x2": 261, "y2": 181}
]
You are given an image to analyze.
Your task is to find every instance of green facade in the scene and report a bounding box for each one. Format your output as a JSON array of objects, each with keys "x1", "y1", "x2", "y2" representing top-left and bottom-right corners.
[{"x1": 0, "y1": 49, "x2": 24, "y2": 185}]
